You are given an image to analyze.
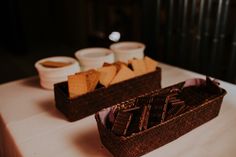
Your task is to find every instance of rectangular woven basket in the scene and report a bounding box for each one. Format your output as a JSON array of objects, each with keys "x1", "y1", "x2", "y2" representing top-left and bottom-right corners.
[
  {"x1": 95, "y1": 80, "x2": 226, "y2": 157},
  {"x1": 54, "y1": 67, "x2": 161, "y2": 122}
]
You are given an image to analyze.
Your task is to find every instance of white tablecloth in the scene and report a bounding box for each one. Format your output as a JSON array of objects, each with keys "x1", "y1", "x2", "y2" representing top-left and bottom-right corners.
[{"x1": 0, "y1": 63, "x2": 236, "y2": 157}]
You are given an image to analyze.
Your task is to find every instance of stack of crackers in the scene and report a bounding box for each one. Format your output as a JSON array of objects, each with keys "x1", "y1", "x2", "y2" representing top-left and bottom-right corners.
[{"x1": 68, "y1": 56, "x2": 158, "y2": 99}]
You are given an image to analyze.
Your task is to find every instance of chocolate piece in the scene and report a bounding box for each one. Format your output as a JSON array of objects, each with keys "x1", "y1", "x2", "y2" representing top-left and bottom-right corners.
[
  {"x1": 168, "y1": 104, "x2": 186, "y2": 116},
  {"x1": 182, "y1": 86, "x2": 212, "y2": 106},
  {"x1": 174, "y1": 105, "x2": 186, "y2": 115},
  {"x1": 135, "y1": 96, "x2": 150, "y2": 106},
  {"x1": 167, "y1": 92, "x2": 179, "y2": 98},
  {"x1": 112, "y1": 111, "x2": 133, "y2": 136},
  {"x1": 165, "y1": 91, "x2": 186, "y2": 120},
  {"x1": 123, "y1": 106, "x2": 140, "y2": 112},
  {"x1": 148, "y1": 96, "x2": 165, "y2": 127},
  {"x1": 169, "y1": 98, "x2": 182, "y2": 103},
  {"x1": 161, "y1": 100, "x2": 168, "y2": 123},
  {"x1": 166, "y1": 105, "x2": 186, "y2": 120},
  {"x1": 160, "y1": 89, "x2": 186, "y2": 122},
  {"x1": 127, "y1": 108, "x2": 143, "y2": 135},
  {"x1": 107, "y1": 106, "x2": 118, "y2": 127},
  {"x1": 170, "y1": 100, "x2": 185, "y2": 106},
  {"x1": 138, "y1": 105, "x2": 151, "y2": 130},
  {"x1": 169, "y1": 96, "x2": 177, "y2": 101},
  {"x1": 205, "y1": 77, "x2": 222, "y2": 94},
  {"x1": 142, "y1": 106, "x2": 151, "y2": 130}
]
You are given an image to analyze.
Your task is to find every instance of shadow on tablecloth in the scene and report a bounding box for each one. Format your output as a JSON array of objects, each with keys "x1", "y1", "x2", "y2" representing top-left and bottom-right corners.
[
  {"x1": 20, "y1": 76, "x2": 42, "y2": 89},
  {"x1": 72, "y1": 126, "x2": 112, "y2": 157}
]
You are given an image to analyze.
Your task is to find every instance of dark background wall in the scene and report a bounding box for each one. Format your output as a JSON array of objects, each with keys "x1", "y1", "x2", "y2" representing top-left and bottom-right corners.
[{"x1": 0, "y1": 0, "x2": 235, "y2": 84}]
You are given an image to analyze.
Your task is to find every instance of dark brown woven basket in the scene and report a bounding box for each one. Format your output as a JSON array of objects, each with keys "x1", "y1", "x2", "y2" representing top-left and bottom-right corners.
[
  {"x1": 95, "y1": 81, "x2": 226, "y2": 157},
  {"x1": 54, "y1": 67, "x2": 161, "y2": 122}
]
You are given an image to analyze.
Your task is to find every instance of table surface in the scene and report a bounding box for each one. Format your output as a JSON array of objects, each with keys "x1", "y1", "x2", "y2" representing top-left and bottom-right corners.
[{"x1": 0, "y1": 62, "x2": 236, "y2": 157}]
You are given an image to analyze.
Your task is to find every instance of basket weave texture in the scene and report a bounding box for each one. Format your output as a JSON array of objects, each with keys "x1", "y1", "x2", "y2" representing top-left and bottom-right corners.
[
  {"x1": 95, "y1": 81, "x2": 226, "y2": 157},
  {"x1": 54, "y1": 67, "x2": 161, "y2": 122}
]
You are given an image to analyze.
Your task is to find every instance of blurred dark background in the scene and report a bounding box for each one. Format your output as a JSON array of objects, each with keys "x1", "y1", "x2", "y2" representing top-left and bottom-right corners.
[{"x1": 0, "y1": 0, "x2": 236, "y2": 84}]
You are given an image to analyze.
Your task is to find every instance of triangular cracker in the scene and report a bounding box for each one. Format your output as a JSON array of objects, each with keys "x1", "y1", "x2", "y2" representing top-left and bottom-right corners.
[
  {"x1": 129, "y1": 59, "x2": 147, "y2": 76},
  {"x1": 110, "y1": 65, "x2": 135, "y2": 85},
  {"x1": 144, "y1": 56, "x2": 158, "y2": 73},
  {"x1": 98, "y1": 65, "x2": 117, "y2": 87},
  {"x1": 84, "y1": 69, "x2": 100, "y2": 91}
]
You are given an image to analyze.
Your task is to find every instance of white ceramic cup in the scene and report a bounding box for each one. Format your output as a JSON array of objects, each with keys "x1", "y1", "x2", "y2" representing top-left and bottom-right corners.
[
  {"x1": 35, "y1": 56, "x2": 80, "y2": 90},
  {"x1": 74, "y1": 47, "x2": 115, "y2": 71},
  {"x1": 110, "y1": 41, "x2": 145, "y2": 63}
]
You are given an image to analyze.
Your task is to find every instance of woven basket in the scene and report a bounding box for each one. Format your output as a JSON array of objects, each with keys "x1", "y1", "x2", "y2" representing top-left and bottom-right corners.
[
  {"x1": 54, "y1": 67, "x2": 161, "y2": 122},
  {"x1": 95, "y1": 80, "x2": 226, "y2": 157}
]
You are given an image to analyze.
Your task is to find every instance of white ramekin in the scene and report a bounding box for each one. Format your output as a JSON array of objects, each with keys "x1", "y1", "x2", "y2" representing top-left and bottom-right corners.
[
  {"x1": 35, "y1": 56, "x2": 80, "y2": 90},
  {"x1": 110, "y1": 41, "x2": 145, "y2": 63},
  {"x1": 74, "y1": 47, "x2": 115, "y2": 71}
]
